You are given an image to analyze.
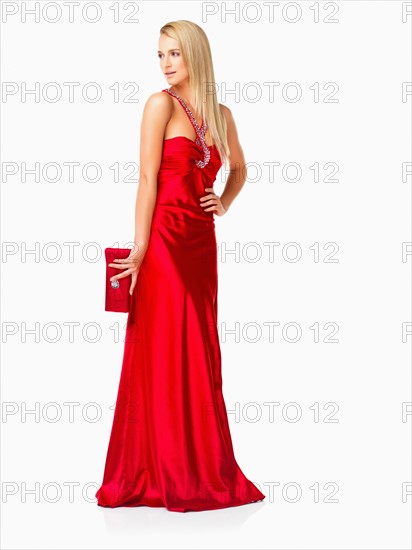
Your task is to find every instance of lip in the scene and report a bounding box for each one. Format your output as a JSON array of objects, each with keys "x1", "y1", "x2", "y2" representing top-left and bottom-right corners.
[{"x1": 165, "y1": 72, "x2": 176, "y2": 76}]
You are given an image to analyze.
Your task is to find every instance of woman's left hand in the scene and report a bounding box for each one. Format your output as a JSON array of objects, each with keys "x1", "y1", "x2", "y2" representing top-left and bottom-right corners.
[{"x1": 199, "y1": 187, "x2": 227, "y2": 216}]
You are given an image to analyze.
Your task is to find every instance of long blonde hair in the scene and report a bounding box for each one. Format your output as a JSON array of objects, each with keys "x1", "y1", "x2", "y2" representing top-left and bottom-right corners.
[{"x1": 159, "y1": 20, "x2": 229, "y2": 165}]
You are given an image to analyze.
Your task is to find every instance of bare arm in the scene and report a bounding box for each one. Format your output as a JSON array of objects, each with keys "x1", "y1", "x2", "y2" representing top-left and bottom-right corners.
[
  {"x1": 134, "y1": 92, "x2": 172, "y2": 250},
  {"x1": 109, "y1": 92, "x2": 171, "y2": 294},
  {"x1": 219, "y1": 105, "x2": 247, "y2": 212}
]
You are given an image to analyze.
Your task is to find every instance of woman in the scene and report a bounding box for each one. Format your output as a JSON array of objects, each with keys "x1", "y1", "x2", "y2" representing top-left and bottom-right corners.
[{"x1": 95, "y1": 20, "x2": 266, "y2": 513}]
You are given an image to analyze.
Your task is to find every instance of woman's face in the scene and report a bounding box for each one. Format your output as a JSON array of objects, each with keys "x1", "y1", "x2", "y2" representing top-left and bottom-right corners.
[{"x1": 158, "y1": 34, "x2": 188, "y2": 86}]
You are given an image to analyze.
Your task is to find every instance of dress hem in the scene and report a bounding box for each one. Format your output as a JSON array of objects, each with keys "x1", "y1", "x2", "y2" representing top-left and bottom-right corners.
[{"x1": 96, "y1": 494, "x2": 266, "y2": 513}]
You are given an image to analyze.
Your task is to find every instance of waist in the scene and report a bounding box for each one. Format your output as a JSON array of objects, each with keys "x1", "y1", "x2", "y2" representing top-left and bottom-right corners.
[
  {"x1": 154, "y1": 202, "x2": 214, "y2": 218},
  {"x1": 152, "y1": 204, "x2": 215, "y2": 232}
]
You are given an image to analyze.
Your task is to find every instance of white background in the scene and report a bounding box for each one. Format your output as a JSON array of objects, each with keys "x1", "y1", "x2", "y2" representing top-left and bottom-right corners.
[{"x1": 1, "y1": 1, "x2": 411, "y2": 549}]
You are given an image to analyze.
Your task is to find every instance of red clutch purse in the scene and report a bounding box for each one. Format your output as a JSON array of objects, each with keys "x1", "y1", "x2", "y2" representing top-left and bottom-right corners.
[{"x1": 105, "y1": 247, "x2": 132, "y2": 312}]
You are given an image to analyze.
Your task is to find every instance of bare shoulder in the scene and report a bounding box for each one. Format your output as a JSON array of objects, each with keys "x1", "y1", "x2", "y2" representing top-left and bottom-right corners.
[
  {"x1": 218, "y1": 103, "x2": 244, "y2": 165},
  {"x1": 219, "y1": 103, "x2": 233, "y2": 121},
  {"x1": 218, "y1": 103, "x2": 240, "y2": 140},
  {"x1": 218, "y1": 103, "x2": 237, "y2": 134},
  {"x1": 143, "y1": 91, "x2": 173, "y2": 115},
  {"x1": 140, "y1": 91, "x2": 173, "y2": 139}
]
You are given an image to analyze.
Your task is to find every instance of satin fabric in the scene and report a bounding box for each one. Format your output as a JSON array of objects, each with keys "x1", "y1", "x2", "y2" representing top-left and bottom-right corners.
[{"x1": 95, "y1": 133, "x2": 266, "y2": 513}]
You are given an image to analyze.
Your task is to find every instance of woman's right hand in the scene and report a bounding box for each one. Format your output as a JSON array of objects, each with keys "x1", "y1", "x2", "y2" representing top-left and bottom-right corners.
[{"x1": 109, "y1": 242, "x2": 148, "y2": 295}]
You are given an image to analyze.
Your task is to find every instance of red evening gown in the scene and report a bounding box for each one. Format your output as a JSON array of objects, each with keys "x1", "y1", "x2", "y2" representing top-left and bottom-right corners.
[{"x1": 95, "y1": 87, "x2": 266, "y2": 512}]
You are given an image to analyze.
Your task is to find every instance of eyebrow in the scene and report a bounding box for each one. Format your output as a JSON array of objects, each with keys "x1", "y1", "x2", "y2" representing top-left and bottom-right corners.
[{"x1": 157, "y1": 48, "x2": 180, "y2": 53}]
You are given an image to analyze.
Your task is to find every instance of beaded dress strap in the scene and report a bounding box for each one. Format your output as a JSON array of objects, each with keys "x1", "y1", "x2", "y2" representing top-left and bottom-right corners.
[
  {"x1": 162, "y1": 88, "x2": 211, "y2": 169},
  {"x1": 162, "y1": 88, "x2": 205, "y2": 136}
]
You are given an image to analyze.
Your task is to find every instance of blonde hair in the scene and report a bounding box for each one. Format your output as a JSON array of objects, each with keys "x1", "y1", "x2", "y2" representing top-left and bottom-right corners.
[{"x1": 159, "y1": 20, "x2": 229, "y2": 165}]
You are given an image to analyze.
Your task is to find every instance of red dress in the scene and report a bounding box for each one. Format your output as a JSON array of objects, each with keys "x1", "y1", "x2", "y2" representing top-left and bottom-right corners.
[{"x1": 95, "y1": 87, "x2": 266, "y2": 512}]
